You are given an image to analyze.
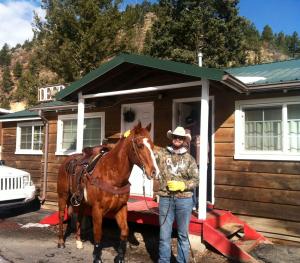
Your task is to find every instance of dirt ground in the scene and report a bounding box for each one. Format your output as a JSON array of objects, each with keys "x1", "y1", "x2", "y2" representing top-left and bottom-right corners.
[
  {"x1": 0, "y1": 200, "x2": 300, "y2": 263},
  {"x1": 0, "y1": 200, "x2": 225, "y2": 263}
]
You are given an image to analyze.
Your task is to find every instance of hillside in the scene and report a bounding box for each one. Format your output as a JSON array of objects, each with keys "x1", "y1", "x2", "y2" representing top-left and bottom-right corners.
[{"x1": 0, "y1": 43, "x2": 291, "y2": 111}]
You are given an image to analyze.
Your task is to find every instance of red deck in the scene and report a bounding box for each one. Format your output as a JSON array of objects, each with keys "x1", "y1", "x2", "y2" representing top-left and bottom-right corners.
[{"x1": 124, "y1": 195, "x2": 204, "y2": 236}]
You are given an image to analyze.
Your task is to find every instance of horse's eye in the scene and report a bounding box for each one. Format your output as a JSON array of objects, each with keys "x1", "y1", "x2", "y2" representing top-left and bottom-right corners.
[{"x1": 137, "y1": 143, "x2": 144, "y2": 149}]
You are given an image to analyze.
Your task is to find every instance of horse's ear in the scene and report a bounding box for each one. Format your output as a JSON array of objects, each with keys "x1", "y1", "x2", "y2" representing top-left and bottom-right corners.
[
  {"x1": 145, "y1": 123, "x2": 151, "y2": 132},
  {"x1": 135, "y1": 121, "x2": 142, "y2": 131}
]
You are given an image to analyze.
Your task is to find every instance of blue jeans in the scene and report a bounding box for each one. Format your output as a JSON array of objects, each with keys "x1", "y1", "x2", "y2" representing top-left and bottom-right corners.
[{"x1": 158, "y1": 196, "x2": 193, "y2": 263}]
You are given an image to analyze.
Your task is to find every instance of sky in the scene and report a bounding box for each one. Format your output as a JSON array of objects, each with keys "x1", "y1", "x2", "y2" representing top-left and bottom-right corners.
[{"x1": 0, "y1": 0, "x2": 300, "y2": 49}]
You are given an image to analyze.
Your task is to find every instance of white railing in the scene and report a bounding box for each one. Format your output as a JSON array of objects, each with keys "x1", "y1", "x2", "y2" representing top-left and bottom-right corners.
[{"x1": 38, "y1": 85, "x2": 65, "y2": 102}]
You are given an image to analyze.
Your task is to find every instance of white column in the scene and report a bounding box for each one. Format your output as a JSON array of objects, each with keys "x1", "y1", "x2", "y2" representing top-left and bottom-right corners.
[
  {"x1": 198, "y1": 79, "x2": 209, "y2": 220},
  {"x1": 76, "y1": 92, "x2": 85, "y2": 153}
]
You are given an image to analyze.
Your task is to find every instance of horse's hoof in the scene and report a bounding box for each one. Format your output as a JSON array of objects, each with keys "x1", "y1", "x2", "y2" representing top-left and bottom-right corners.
[
  {"x1": 93, "y1": 259, "x2": 103, "y2": 263},
  {"x1": 76, "y1": 240, "x2": 83, "y2": 249},
  {"x1": 57, "y1": 243, "x2": 65, "y2": 248}
]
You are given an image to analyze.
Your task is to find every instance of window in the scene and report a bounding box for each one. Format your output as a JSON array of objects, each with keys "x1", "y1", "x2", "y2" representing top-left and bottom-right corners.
[
  {"x1": 16, "y1": 122, "x2": 43, "y2": 154},
  {"x1": 235, "y1": 96, "x2": 300, "y2": 161},
  {"x1": 56, "y1": 112, "x2": 104, "y2": 155}
]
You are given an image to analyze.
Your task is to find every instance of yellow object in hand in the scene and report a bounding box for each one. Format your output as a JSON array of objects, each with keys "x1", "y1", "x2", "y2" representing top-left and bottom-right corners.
[
  {"x1": 167, "y1": 181, "x2": 185, "y2": 192},
  {"x1": 123, "y1": 130, "x2": 131, "y2": 138}
]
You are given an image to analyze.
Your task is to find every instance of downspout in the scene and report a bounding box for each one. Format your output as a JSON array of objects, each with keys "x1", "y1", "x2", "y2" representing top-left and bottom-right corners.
[{"x1": 38, "y1": 110, "x2": 49, "y2": 204}]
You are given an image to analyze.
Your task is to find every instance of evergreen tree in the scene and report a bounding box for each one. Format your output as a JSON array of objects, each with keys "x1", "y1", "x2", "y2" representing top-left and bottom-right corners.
[
  {"x1": 275, "y1": 31, "x2": 288, "y2": 53},
  {"x1": 261, "y1": 25, "x2": 274, "y2": 43},
  {"x1": 16, "y1": 71, "x2": 39, "y2": 106},
  {"x1": 287, "y1": 31, "x2": 300, "y2": 58},
  {"x1": 34, "y1": 0, "x2": 124, "y2": 82},
  {"x1": 241, "y1": 20, "x2": 262, "y2": 63},
  {"x1": 144, "y1": 0, "x2": 248, "y2": 67},
  {"x1": 13, "y1": 61, "x2": 23, "y2": 79},
  {"x1": 0, "y1": 43, "x2": 11, "y2": 67},
  {"x1": 0, "y1": 96, "x2": 10, "y2": 109},
  {"x1": 1, "y1": 67, "x2": 14, "y2": 93}
]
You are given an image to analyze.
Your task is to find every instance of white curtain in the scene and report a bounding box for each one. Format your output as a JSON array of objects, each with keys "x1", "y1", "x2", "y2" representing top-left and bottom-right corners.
[
  {"x1": 288, "y1": 120, "x2": 300, "y2": 152},
  {"x1": 245, "y1": 121, "x2": 282, "y2": 151}
]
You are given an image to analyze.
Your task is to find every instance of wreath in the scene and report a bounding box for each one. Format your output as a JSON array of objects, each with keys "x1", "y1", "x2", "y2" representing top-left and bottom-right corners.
[{"x1": 123, "y1": 108, "x2": 135, "y2": 122}]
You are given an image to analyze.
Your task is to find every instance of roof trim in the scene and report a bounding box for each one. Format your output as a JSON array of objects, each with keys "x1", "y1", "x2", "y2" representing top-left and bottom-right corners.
[
  {"x1": 0, "y1": 117, "x2": 41, "y2": 123},
  {"x1": 221, "y1": 74, "x2": 248, "y2": 93},
  {"x1": 29, "y1": 103, "x2": 78, "y2": 111},
  {"x1": 247, "y1": 80, "x2": 300, "y2": 92},
  {"x1": 56, "y1": 53, "x2": 227, "y2": 100}
]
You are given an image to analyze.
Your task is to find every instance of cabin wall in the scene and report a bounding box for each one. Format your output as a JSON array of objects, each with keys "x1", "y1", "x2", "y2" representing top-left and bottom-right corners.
[{"x1": 213, "y1": 86, "x2": 300, "y2": 241}]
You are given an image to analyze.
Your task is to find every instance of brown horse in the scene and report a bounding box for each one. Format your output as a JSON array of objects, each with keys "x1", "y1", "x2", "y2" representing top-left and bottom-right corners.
[{"x1": 57, "y1": 122, "x2": 159, "y2": 263}]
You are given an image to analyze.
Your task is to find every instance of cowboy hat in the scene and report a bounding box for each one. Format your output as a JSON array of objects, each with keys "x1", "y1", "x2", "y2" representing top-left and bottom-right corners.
[{"x1": 167, "y1": 126, "x2": 191, "y2": 142}]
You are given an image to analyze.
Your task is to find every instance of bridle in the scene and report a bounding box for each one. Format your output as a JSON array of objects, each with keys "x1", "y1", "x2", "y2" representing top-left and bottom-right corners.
[{"x1": 131, "y1": 136, "x2": 147, "y2": 175}]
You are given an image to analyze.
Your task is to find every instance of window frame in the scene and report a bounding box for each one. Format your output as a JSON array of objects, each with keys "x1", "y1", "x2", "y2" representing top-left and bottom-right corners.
[
  {"x1": 15, "y1": 121, "x2": 44, "y2": 155},
  {"x1": 235, "y1": 96, "x2": 300, "y2": 161},
  {"x1": 56, "y1": 112, "x2": 105, "y2": 156}
]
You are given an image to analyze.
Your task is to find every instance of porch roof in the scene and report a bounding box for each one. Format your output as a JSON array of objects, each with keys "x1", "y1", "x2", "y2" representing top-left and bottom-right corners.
[
  {"x1": 0, "y1": 101, "x2": 82, "y2": 122},
  {"x1": 0, "y1": 110, "x2": 40, "y2": 122},
  {"x1": 56, "y1": 53, "x2": 235, "y2": 101}
]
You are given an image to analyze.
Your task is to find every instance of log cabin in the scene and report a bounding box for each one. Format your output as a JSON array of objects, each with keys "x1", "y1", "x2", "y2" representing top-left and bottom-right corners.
[{"x1": 0, "y1": 54, "x2": 299, "y2": 243}]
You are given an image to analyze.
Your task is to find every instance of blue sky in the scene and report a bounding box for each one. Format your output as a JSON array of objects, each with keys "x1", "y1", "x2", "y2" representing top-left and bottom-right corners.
[
  {"x1": 0, "y1": 0, "x2": 299, "y2": 48},
  {"x1": 238, "y1": 0, "x2": 300, "y2": 34}
]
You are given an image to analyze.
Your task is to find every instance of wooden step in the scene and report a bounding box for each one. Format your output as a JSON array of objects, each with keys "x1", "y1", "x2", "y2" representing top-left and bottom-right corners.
[
  {"x1": 218, "y1": 223, "x2": 244, "y2": 237},
  {"x1": 234, "y1": 239, "x2": 260, "y2": 252}
]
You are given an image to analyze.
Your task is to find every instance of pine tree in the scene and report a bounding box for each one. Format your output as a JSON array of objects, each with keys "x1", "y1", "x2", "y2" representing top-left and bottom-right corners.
[
  {"x1": 241, "y1": 21, "x2": 262, "y2": 63},
  {"x1": 13, "y1": 61, "x2": 23, "y2": 79},
  {"x1": 16, "y1": 71, "x2": 39, "y2": 106},
  {"x1": 1, "y1": 67, "x2": 14, "y2": 93},
  {"x1": 34, "y1": 0, "x2": 124, "y2": 82},
  {"x1": 275, "y1": 32, "x2": 288, "y2": 53},
  {"x1": 0, "y1": 96, "x2": 10, "y2": 109},
  {"x1": 0, "y1": 43, "x2": 11, "y2": 67},
  {"x1": 261, "y1": 25, "x2": 274, "y2": 43},
  {"x1": 144, "y1": 0, "x2": 248, "y2": 67},
  {"x1": 287, "y1": 32, "x2": 300, "y2": 58}
]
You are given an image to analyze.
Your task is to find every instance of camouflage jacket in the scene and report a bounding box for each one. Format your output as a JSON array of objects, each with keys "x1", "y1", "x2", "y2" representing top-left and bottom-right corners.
[{"x1": 155, "y1": 146, "x2": 199, "y2": 198}]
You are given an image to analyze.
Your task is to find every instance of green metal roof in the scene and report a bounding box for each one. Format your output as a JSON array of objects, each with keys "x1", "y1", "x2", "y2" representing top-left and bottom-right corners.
[
  {"x1": 0, "y1": 110, "x2": 39, "y2": 120},
  {"x1": 56, "y1": 53, "x2": 226, "y2": 100},
  {"x1": 227, "y1": 58, "x2": 300, "y2": 85},
  {"x1": 0, "y1": 101, "x2": 75, "y2": 121}
]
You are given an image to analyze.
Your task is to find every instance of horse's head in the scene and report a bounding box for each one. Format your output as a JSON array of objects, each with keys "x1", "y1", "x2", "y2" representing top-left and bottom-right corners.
[{"x1": 126, "y1": 121, "x2": 160, "y2": 180}]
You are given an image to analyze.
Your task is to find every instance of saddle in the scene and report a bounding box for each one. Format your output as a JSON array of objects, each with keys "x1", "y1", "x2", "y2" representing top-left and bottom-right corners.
[{"x1": 67, "y1": 145, "x2": 111, "y2": 206}]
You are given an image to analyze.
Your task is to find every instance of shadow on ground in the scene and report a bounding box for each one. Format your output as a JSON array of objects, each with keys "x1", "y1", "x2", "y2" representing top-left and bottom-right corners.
[{"x1": 0, "y1": 197, "x2": 41, "y2": 219}]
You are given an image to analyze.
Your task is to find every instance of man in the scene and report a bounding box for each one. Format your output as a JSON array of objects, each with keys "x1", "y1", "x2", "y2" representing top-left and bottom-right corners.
[{"x1": 156, "y1": 126, "x2": 199, "y2": 263}]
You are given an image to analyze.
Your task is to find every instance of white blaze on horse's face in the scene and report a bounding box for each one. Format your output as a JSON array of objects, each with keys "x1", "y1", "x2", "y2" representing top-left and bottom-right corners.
[
  {"x1": 84, "y1": 187, "x2": 88, "y2": 203},
  {"x1": 143, "y1": 138, "x2": 160, "y2": 179}
]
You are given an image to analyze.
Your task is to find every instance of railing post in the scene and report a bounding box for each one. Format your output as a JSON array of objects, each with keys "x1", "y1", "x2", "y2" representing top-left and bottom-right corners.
[{"x1": 198, "y1": 79, "x2": 209, "y2": 220}]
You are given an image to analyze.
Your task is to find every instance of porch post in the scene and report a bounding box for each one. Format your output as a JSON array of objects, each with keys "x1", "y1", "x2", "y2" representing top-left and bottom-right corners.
[
  {"x1": 76, "y1": 92, "x2": 85, "y2": 153},
  {"x1": 198, "y1": 79, "x2": 209, "y2": 220}
]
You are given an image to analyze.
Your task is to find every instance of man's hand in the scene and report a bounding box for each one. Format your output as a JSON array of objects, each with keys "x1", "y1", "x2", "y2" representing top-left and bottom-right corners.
[{"x1": 167, "y1": 181, "x2": 185, "y2": 192}]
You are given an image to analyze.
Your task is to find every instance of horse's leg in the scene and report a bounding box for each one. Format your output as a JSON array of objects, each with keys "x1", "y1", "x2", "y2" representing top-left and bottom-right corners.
[
  {"x1": 92, "y1": 204, "x2": 103, "y2": 263},
  {"x1": 58, "y1": 194, "x2": 67, "y2": 248},
  {"x1": 114, "y1": 205, "x2": 129, "y2": 263},
  {"x1": 75, "y1": 206, "x2": 84, "y2": 249}
]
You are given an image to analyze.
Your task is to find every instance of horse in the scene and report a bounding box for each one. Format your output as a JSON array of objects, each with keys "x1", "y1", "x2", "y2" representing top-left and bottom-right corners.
[{"x1": 57, "y1": 122, "x2": 160, "y2": 263}]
